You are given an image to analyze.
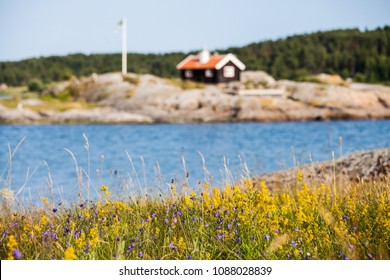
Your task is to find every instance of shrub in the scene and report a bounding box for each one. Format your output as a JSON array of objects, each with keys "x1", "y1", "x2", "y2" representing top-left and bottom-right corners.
[
  {"x1": 28, "y1": 79, "x2": 44, "y2": 92},
  {"x1": 122, "y1": 74, "x2": 140, "y2": 85}
]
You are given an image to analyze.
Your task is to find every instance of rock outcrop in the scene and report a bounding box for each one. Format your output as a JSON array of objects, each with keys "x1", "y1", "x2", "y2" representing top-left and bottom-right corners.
[
  {"x1": 1, "y1": 71, "x2": 390, "y2": 124},
  {"x1": 255, "y1": 147, "x2": 390, "y2": 189}
]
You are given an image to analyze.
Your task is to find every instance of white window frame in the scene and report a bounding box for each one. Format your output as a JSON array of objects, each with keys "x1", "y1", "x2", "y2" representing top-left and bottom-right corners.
[
  {"x1": 205, "y1": 69, "x2": 214, "y2": 78},
  {"x1": 223, "y1": 66, "x2": 235, "y2": 78},
  {"x1": 185, "y1": 70, "x2": 193, "y2": 78}
]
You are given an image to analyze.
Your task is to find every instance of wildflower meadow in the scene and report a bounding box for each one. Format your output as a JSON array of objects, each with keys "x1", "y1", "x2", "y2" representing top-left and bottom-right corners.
[{"x1": 1, "y1": 174, "x2": 389, "y2": 260}]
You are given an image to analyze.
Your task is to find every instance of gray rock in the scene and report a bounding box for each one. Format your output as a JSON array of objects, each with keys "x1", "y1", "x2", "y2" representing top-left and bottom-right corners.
[{"x1": 255, "y1": 147, "x2": 390, "y2": 189}]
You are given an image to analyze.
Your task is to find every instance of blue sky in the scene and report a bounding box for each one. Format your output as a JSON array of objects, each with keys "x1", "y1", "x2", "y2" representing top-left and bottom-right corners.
[{"x1": 0, "y1": 0, "x2": 389, "y2": 61}]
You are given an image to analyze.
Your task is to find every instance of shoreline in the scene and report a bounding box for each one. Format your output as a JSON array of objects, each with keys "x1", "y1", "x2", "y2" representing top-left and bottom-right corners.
[{"x1": 1, "y1": 72, "x2": 390, "y2": 125}]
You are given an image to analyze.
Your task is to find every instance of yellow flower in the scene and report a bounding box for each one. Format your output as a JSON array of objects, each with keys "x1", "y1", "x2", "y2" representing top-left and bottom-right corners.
[
  {"x1": 64, "y1": 247, "x2": 78, "y2": 260},
  {"x1": 297, "y1": 171, "x2": 303, "y2": 181},
  {"x1": 89, "y1": 228, "x2": 99, "y2": 248},
  {"x1": 174, "y1": 237, "x2": 187, "y2": 251},
  {"x1": 100, "y1": 185, "x2": 108, "y2": 192},
  {"x1": 184, "y1": 195, "x2": 193, "y2": 207},
  {"x1": 7, "y1": 235, "x2": 18, "y2": 260},
  {"x1": 75, "y1": 232, "x2": 86, "y2": 250}
]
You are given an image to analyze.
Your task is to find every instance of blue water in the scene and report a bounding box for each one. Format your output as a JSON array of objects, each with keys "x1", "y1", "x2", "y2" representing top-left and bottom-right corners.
[{"x1": 0, "y1": 120, "x2": 389, "y2": 203}]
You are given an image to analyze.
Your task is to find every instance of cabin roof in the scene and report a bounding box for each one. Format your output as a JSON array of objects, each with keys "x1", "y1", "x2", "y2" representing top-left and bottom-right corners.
[{"x1": 177, "y1": 53, "x2": 246, "y2": 71}]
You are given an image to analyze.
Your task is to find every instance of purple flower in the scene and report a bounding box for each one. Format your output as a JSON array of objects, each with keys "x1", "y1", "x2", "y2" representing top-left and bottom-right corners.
[
  {"x1": 250, "y1": 236, "x2": 255, "y2": 241},
  {"x1": 186, "y1": 255, "x2": 192, "y2": 260},
  {"x1": 145, "y1": 217, "x2": 150, "y2": 222},
  {"x1": 151, "y1": 212, "x2": 156, "y2": 218},
  {"x1": 192, "y1": 217, "x2": 197, "y2": 222},
  {"x1": 342, "y1": 215, "x2": 349, "y2": 222},
  {"x1": 214, "y1": 212, "x2": 220, "y2": 217},
  {"x1": 138, "y1": 251, "x2": 143, "y2": 258},
  {"x1": 63, "y1": 226, "x2": 70, "y2": 235},
  {"x1": 216, "y1": 234, "x2": 224, "y2": 241},
  {"x1": 345, "y1": 256, "x2": 350, "y2": 260},
  {"x1": 236, "y1": 237, "x2": 242, "y2": 244},
  {"x1": 295, "y1": 228, "x2": 299, "y2": 232},
  {"x1": 43, "y1": 231, "x2": 50, "y2": 242},
  {"x1": 52, "y1": 208, "x2": 57, "y2": 213},
  {"x1": 2, "y1": 230, "x2": 9, "y2": 238},
  {"x1": 51, "y1": 232, "x2": 58, "y2": 241},
  {"x1": 291, "y1": 240, "x2": 297, "y2": 247},
  {"x1": 138, "y1": 228, "x2": 143, "y2": 233},
  {"x1": 274, "y1": 229, "x2": 279, "y2": 234},
  {"x1": 224, "y1": 210, "x2": 229, "y2": 215},
  {"x1": 84, "y1": 244, "x2": 91, "y2": 253},
  {"x1": 12, "y1": 249, "x2": 22, "y2": 260},
  {"x1": 79, "y1": 204, "x2": 84, "y2": 208},
  {"x1": 368, "y1": 253, "x2": 373, "y2": 259},
  {"x1": 348, "y1": 244, "x2": 354, "y2": 249},
  {"x1": 264, "y1": 235, "x2": 271, "y2": 241},
  {"x1": 168, "y1": 242, "x2": 177, "y2": 250},
  {"x1": 11, "y1": 222, "x2": 17, "y2": 227},
  {"x1": 74, "y1": 230, "x2": 83, "y2": 239},
  {"x1": 205, "y1": 223, "x2": 209, "y2": 228},
  {"x1": 227, "y1": 224, "x2": 232, "y2": 230}
]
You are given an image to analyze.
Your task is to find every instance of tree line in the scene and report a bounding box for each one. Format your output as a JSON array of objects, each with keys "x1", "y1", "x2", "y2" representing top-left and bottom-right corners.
[{"x1": 0, "y1": 26, "x2": 389, "y2": 86}]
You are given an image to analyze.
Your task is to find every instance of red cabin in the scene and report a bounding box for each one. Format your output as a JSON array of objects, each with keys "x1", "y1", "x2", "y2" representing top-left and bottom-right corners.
[{"x1": 176, "y1": 49, "x2": 246, "y2": 84}]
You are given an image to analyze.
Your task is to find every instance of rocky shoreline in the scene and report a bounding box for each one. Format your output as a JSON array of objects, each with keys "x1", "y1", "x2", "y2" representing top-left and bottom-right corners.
[
  {"x1": 1, "y1": 72, "x2": 390, "y2": 124},
  {"x1": 255, "y1": 147, "x2": 390, "y2": 190}
]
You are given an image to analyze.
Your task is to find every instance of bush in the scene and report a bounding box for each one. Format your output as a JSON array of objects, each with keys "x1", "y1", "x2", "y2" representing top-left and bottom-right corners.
[
  {"x1": 122, "y1": 74, "x2": 140, "y2": 85},
  {"x1": 28, "y1": 79, "x2": 44, "y2": 92}
]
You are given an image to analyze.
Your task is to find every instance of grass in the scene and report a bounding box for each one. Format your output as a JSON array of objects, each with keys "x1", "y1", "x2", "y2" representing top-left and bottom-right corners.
[
  {"x1": 169, "y1": 78, "x2": 206, "y2": 90},
  {"x1": 0, "y1": 86, "x2": 95, "y2": 111},
  {"x1": 0, "y1": 136, "x2": 388, "y2": 260},
  {"x1": 122, "y1": 74, "x2": 140, "y2": 86},
  {"x1": 0, "y1": 173, "x2": 388, "y2": 260}
]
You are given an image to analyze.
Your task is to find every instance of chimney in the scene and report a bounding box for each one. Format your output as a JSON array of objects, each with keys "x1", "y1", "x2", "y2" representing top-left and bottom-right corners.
[{"x1": 199, "y1": 49, "x2": 210, "y2": 64}]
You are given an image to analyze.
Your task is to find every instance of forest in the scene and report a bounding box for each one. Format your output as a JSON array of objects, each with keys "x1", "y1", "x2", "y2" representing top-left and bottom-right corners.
[{"x1": 0, "y1": 26, "x2": 389, "y2": 86}]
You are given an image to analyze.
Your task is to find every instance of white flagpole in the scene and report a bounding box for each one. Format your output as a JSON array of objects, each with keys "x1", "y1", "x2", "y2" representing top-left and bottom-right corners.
[{"x1": 122, "y1": 17, "x2": 127, "y2": 75}]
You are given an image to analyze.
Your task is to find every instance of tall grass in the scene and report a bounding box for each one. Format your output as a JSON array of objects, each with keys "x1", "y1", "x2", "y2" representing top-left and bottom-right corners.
[
  {"x1": 0, "y1": 173, "x2": 389, "y2": 260},
  {"x1": 0, "y1": 136, "x2": 389, "y2": 260}
]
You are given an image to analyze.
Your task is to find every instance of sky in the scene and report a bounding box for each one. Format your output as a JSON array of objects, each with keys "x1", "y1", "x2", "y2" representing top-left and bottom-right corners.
[{"x1": 0, "y1": 0, "x2": 389, "y2": 61}]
